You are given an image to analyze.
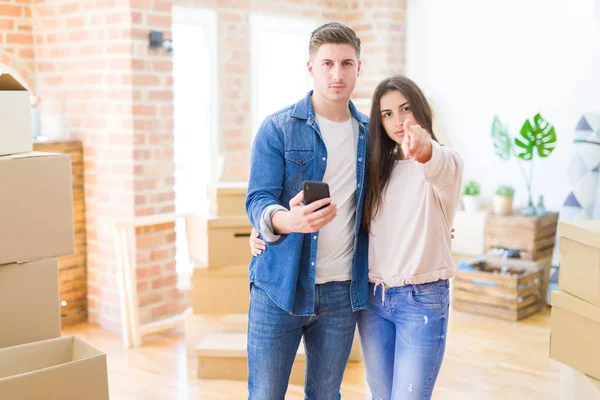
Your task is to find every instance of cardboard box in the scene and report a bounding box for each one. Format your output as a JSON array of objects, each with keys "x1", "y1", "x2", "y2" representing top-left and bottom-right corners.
[
  {"x1": 451, "y1": 210, "x2": 486, "y2": 255},
  {"x1": 560, "y1": 363, "x2": 600, "y2": 400},
  {"x1": 183, "y1": 307, "x2": 363, "y2": 362},
  {"x1": 191, "y1": 265, "x2": 249, "y2": 315},
  {"x1": 0, "y1": 73, "x2": 32, "y2": 156},
  {"x1": 208, "y1": 182, "x2": 248, "y2": 217},
  {"x1": 0, "y1": 152, "x2": 74, "y2": 265},
  {"x1": 196, "y1": 332, "x2": 305, "y2": 385},
  {"x1": 558, "y1": 220, "x2": 600, "y2": 307},
  {"x1": 0, "y1": 336, "x2": 109, "y2": 400},
  {"x1": 550, "y1": 290, "x2": 600, "y2": 380},
  {"x1": 183, "y1": 307, "x2": 248, "y2": 351},
  {"x1": 186, "y1": 215, "x2": 252, "y2": 268},
  {"x1": 0, "y1": 258, "x2": 61, "y2": 349}
]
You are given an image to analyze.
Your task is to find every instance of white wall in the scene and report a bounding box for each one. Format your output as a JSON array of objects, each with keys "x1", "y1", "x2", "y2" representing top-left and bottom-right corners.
[{"x1": 406, "y1": 0, "x2": 600, "y2": 210}]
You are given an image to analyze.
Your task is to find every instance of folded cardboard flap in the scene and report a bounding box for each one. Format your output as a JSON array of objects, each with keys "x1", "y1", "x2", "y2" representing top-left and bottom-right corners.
[
  {"x1": 559, "y1": 220, "x2": 600, "y2": 250},
  {"x1": 0, "y1": 73, "x2": 28, "y2": 91},
  {"x1": 0, "y1": 336, "x2": 109, "y2": 400},
  {"x1": 0, "y1": 336, "x2": 104, "y2": 379},
  {"x1": 551, "y1": 290, "x2": 600, "y2": 322}
]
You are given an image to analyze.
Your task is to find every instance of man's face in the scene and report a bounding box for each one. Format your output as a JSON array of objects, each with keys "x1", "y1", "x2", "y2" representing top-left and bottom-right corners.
[{"x1": 307, "y1": 43, "x2": 361, "y2": 104}]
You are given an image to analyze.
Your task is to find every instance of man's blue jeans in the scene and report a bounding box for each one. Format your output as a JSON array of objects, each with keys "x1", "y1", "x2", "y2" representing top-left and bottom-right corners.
[{"x1": 247, "y1": 281, "x2": 357, "y2": 399}]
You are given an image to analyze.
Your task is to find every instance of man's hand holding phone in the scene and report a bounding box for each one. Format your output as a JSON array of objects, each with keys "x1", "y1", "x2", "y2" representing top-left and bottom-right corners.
[{"x1": 272, "y1": 182, "x2": 336, "y2": 235}]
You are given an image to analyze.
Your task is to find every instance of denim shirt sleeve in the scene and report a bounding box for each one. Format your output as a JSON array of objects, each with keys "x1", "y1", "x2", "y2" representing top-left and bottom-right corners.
[{"x1": 246, "y1": 116, "x2": 289, "y2": 246}]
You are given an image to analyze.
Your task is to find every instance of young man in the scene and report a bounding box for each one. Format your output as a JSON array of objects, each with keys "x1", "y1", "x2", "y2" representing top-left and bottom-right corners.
[{"x1": 245, "y1": 22, "x2": 370, "y2": 399}]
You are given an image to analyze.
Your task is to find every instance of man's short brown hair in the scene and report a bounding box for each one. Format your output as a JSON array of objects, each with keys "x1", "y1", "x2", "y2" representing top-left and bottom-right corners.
[{"x1": 309, "y1": 22, "x2": 361, "y2": 59}]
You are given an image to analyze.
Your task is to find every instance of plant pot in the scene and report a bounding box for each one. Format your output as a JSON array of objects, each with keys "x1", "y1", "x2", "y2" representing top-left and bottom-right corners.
[
  {"x1": 462, "y1": 195, "x2": 480, "y2": 212},
  {"x1": 494, "y1": 195, "x2": 513, "y2": 215}
]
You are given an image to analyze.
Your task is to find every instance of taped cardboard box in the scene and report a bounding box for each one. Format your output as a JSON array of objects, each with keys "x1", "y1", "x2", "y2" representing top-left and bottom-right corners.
[
  {"x1": 190, "y1": 265, "x2": 249, "y2": 315},
  {"x1": 186, "y1": 215, "x2": 252, "y2": 268},
  {"x1": 0, "y1": 152, "x2": 74, "y2": 265},
  {"x1": 550, "y1": 290, "x2": 600, "y2": 380},
  {"x1": 558, "y1": 220, "x2": 600, "y2": 306},
  {"x1": 0, "y1": 258, "x2": 61, "y2": 349},
  {"x1": 208, "y1": 182, "x2": 248, "y2": 217},
  {"x1": 196, "y1": 332, "x2": 305, "y2": 385}
]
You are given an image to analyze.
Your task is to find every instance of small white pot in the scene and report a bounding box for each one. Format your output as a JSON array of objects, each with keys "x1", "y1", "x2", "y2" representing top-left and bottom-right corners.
[
  {"x1": 462, "y1": 195, "x2": 480, "y2": 212},
  {"x1": 493, "y1": 195, "x2": 513, "y2": 215}
]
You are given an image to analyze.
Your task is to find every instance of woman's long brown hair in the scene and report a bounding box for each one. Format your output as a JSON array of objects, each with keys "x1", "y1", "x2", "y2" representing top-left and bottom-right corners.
[{"x1": 362, "y1": 75, "x2": 438, "y2": 233}]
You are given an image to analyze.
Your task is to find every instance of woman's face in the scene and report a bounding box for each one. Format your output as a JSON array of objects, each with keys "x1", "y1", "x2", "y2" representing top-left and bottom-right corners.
[{"x1": 379, "y1": 89, "x2": 418, "y2": 145}]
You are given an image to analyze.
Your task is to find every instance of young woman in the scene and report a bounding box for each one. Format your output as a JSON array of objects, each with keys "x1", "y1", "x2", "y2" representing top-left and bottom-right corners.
[
  {"x1": 357, "y1": 75, "x2": 463, "y2": 399},
  {"x1": 249, "y1": 75, "x2": 463, "y2": 399}
]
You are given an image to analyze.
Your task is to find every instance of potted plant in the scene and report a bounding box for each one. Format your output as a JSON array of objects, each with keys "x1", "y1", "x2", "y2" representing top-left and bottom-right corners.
[
  {"x1": 491, "y1": 113, "x2": 557, "y2": 215},
  {"x1": 494, "y1": 185, "x2": 515, "y2": 214},
  {"x1": 462, "y1": 180, "x2": 481, "y2": 212}
]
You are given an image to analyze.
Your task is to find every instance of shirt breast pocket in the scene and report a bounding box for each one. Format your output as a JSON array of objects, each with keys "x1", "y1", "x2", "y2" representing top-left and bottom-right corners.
[{"x1": 283, "y1": 150, "x2": 314, "y2": 191}]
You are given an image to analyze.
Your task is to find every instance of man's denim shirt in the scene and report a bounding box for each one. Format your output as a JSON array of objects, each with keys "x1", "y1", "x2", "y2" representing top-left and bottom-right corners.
[{"x1": 245, "y1": 91, "x2": 370, "y2": 316}]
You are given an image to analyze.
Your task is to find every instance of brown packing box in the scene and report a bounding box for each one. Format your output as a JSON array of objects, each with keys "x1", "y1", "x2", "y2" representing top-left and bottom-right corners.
[
  {"x1": 0, "y1": 73, "x2": 32, "y2": 156},
  {"x1": 550, "y1": 290, "x2": 600, "y2": 380},
  {"x1": 0, "y1": 258, "x2": 61, "y2": 349},
  {"x1": 208, "y1": 182, "x2": 248, "y2": 217},
  {"x1": 558, "y1": 220, "x2": 600, "y2": 307},
  {"x1": 186, "y1": 215, "x2": 252, "y2": 268},
  {"x1": 183, "y1": 308, "x2": 247, "y2": 351},
  {"x1": 0, "y1": 336, "x2": 109, "y2": 400},
  {"x1": 0, "y1": 152, "x2": 74, "y2": 265},
  {"x1": 183, "y1": 307, "x2": 363, "y2": 362},
  {"x1": 196, "y1": 333, "x2": 305, "y2": 385},
  {"x1": 191, "y1": 265, "x2": 249, "y2": 315}
]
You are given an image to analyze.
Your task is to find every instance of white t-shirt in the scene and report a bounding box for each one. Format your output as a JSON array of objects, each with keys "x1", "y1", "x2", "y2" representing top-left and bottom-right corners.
[
  {"x1": 259, "y1": 114, "x2": 359, "y2": 284},
  {"x1": 313, "y1": 114, "x2": 359, "y2": 283}
]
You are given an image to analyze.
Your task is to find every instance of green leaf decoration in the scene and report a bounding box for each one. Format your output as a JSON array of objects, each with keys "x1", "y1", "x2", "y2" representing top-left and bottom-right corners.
[
  {"x1": 491, "y1": 116, "x2": 512, "y2": 160},
  {"x1": 515, "y1": 113, "x2": 557, "y2": 160}
]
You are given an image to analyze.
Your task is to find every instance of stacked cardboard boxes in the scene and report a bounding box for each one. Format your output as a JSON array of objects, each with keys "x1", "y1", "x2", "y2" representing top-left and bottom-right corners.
[
  {"x1": 0, "y1": 73, "x2": 109, "y2": 399},
  {"x1": 550, "y1": 220, "x2": 600, "y2": 399},
  {"x1": 184, "y1": 183, "x2": 361, "y2": 385}
]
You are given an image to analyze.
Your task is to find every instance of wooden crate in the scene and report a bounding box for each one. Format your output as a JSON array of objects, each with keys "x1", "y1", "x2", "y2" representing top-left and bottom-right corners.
[
  {"x1": 452, "y1": 259, "x2": 543, "y2": 321},
  {"x1": 33, "y1": 140, "x2": 88, "y2": 326},
  {"x1": 484, "y1": 212, "x2": 558, "y2": 261}
]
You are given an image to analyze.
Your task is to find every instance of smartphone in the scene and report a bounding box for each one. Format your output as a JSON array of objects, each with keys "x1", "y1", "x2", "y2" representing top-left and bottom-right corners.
[{"x1": 302, "y1": 181, "x2": 331, "y2": 210}]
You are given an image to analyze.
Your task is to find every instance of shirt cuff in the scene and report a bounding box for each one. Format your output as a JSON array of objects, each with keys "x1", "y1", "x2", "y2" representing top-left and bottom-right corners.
[{"x1": 260, "y1": 204, "x2": 287, "y2": 243}]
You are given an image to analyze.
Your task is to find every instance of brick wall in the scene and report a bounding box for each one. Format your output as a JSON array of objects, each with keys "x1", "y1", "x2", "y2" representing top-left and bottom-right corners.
[
  {"x1": 0, "y1": 0, "x2": 34, "y2": 90},
  {"x1": 345, "y1": 0, "x2": 407, "y2": 114},
  {"x1": 1, "y1": 0, "x2": 407, "y2": 334},
  {"x1": 130, "y1": 0, "x2": 185, "y2": 325},
  {"x1": 31, "y1": 0, "x2": 137, "y2": 332}
]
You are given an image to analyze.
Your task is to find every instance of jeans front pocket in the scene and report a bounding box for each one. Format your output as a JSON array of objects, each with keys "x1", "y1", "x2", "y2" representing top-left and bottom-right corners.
[{"x1": 408, "y1": 282, "x2": 449, "y2": 310}]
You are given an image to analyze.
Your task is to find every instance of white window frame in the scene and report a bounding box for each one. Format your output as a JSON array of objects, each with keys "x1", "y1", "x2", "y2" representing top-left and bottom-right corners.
[
  {"x1": 171, "y1": 7, "x2": 218, "y2": 290},
  {"x1": 249, "y1": 14, "x2": 317, "y2": 138},
  {"x1": 172, "y1": 6, "x2": 219, "y2": 184}
]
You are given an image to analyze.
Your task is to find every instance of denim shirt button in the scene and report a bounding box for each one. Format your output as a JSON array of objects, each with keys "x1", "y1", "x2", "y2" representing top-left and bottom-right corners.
[
  {"x1": 313, "y1": 235, "x2": 317, "y2": 240},
  {"x1": 360, "y1": 135, "x2": 364, "y2": 139},
  {"x1": 311, "y1": 262, "x2": 315, "y2": 266},
  {"x1": 322, "y1": 157, "x2": 326, "y2": 161},
  {"x1": 358, "y1": 157, "x2": 362, "y2": 162},
  {"x1": 357, "y1": 183, "x2": 361, "y2": 188}
]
